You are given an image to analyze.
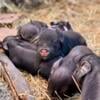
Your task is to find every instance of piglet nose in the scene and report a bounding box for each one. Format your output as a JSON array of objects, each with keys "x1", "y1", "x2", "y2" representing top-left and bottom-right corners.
[
  {"x1": 40, "y1": 49, "x2": 49, "y2": 57},
  {"x1": 41, "y1": 49, "x2": 48, "y2": 53},
  {"x1": 40, "y1": 49, "x2": 49, "y2": 55}
]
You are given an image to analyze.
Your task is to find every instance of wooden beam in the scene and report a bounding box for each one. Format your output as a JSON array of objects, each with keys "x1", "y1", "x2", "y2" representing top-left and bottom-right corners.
[{"x1": 0, "y1": 52, "x2": 35, "y2": 100}]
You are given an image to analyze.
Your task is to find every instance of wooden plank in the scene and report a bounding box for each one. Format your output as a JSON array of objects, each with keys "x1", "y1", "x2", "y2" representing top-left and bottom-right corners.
[
  {"x1": 0, "y1": 28, "x2": 17, "y2": 41},
  {"x1": 0, "y1": 14, "x2": 22, "y2": 24},
  {"x1": 0, "y1": 14, "x2": 26, "y2": 28},
  {"x1": 0, "y1": 52, "x2": 35, "y2": 100}
]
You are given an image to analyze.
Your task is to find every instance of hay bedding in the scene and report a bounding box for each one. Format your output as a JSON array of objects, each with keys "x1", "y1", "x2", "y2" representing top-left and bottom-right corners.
[
  {"x1": 0, "y1": 77, "x2": 13, "y2": 100},
  {"x1": 23, "y1": 72, "x2": 80, "y2": 100}
]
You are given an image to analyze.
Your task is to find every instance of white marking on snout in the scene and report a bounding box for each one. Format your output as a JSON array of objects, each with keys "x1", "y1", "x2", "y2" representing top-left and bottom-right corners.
[{"x1": 63, "y1": 26, "x2": 68, "y2": 31}]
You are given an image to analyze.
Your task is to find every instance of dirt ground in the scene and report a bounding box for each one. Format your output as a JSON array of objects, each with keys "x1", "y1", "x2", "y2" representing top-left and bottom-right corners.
[{"x1": 0, "y1": 0, "x2": 100, "y2": 100}]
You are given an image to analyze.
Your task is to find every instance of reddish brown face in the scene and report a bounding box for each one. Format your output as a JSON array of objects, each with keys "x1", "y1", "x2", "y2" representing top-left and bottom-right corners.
[{"x1": 39, "y1": 49, "x2": 49, "y2": 57}]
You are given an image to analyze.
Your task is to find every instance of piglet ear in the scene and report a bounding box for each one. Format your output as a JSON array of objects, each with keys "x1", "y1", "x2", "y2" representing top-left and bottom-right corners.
[
  {"x1": 53, "y1": 57, "x2": 63, "y2": 67},
  {"x1": 2, "y1": 41, "x2": 8, "y2": 50},
  {"x1": 76, "y1": 61, "x2": 92, "y2": 79},
  {"x1": 50, "y1": 21, "x2": 55, "y2": 26},
  {"x1": 57, "y1": 31, "x2": 64, "y2": 43},
  {"x1": 17, "y1": 25, "x2": 22, "y2": 35},
  {"x1": 65, "y1": 22, "x2": 73, "y2": 30},
  {"x1": 51, "y1": 57, "x2": 63, "y2": 75}
]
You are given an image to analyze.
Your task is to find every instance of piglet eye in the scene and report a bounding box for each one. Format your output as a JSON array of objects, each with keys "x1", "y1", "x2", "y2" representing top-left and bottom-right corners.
[
  {"x1": 54, "y1": 42, "x2": 61, "y2": 49},
  {"x1": 59, "y1": 59, "x2": 63, "y2": 66},
  {"x1": 51, "y1": 69, "x2": 54, "y2": 75},
  {"x1": 36, "y1": 41, "x2": 41, "y2": 46}
]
